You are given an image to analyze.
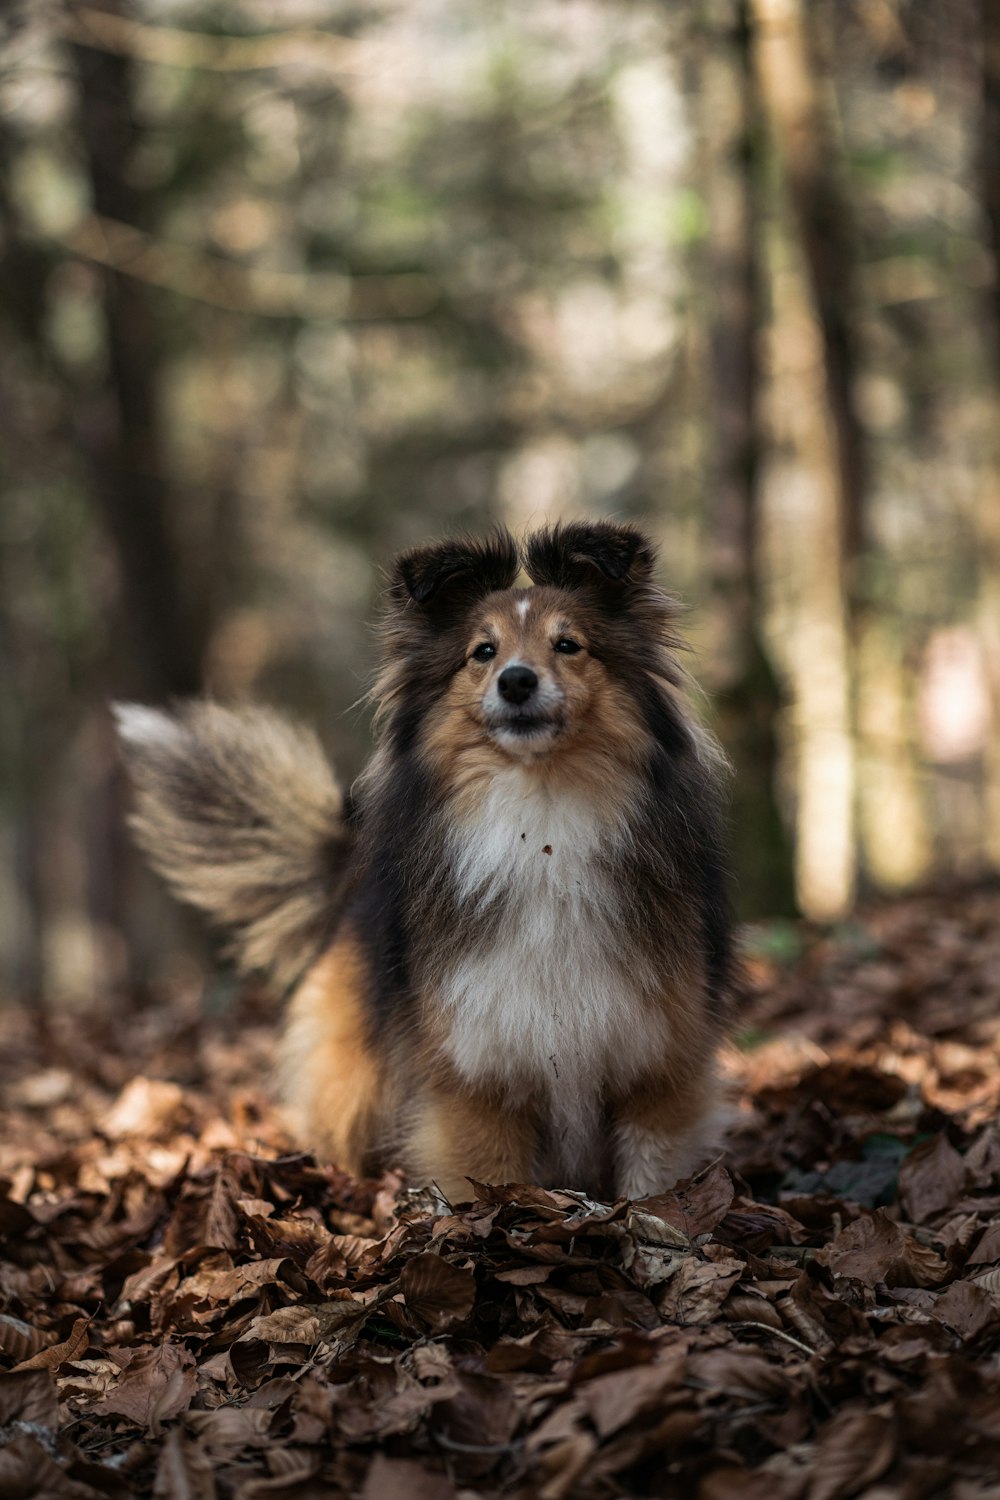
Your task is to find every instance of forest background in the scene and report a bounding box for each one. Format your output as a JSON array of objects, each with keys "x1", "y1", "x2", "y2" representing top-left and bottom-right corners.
[{"x1": 2, "y1": 0, "x2": 1000, "y2": 1008}]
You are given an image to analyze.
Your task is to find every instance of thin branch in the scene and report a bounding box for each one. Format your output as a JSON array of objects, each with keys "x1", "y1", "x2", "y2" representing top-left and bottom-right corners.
[
  {"x1": 52, "y1": 212, "x2": 440, "y2": 320},
  {"x1": 729, "y1": 1320, "x2": 817, "y2": 1355},
  {"x1": 60, "y1": 5, "x2": 368, "y2": 76},
  {"x1": 435, "y1": 1431, "x2": 518, "y2": 1456}
]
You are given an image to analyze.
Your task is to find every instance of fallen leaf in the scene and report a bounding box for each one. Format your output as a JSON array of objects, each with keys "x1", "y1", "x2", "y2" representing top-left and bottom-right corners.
[
  {"x1": 97, "y1": 1343, "x2": 197, "y2": 1428},
  {"x1": 0, "y1": 1368, "x2": 60, "y2": 1429},
  {"x1": 0, "y1": 1435, "x2": 106, "y2": 1499},
  {"x1": 637, "y1": 1160, "x2": 735, "y2": 1237},
  {"x1": 0, "y1": 1313, "x2": 46, "y2": 1364},
  {"x1": 806, "y1": 1408, "x2": 895, "y2": 1500},
  {"x1": 401, "y1": 1253, "x2": 476, "y2": 1331},
  {"x1": 931, "y1": 1280, "x2": 998, "y2": 1338},
  {"x1": 153, "y1": 1426, "x2": 218, "y2": 1500},
  {"x1": 658, "y1": 1255, "x2": 744, "y2": 1323},
  {"x1": 360, "y1": 1454, "x2": 457, "y2": 1500},
  {"x1": 104, "y1": 1077, "x2": 187, "y2": 1137},
  {"x1": 14, "y1": 1317, "x2": 90, "y2": 1372},
  {"x1": 819, "y1": 1209, "x2": 950, "y2": 1288},
  {"x1": 576, "y1": 1354, "x2": 685, "y2": 1437},
  {"x1": 898, "y1": 1134, "x2": 967, "y2": 1223}
]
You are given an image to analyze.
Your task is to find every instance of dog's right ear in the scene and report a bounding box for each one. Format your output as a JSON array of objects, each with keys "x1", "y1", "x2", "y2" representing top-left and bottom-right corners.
[{"x1": 389, "y1": 530, "x2": 519, "y2": 618}]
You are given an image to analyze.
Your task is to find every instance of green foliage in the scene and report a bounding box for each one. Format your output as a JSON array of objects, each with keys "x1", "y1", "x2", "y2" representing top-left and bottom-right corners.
[{"x1": 670, "y1": 186, "x2": 709, "y2": 245}]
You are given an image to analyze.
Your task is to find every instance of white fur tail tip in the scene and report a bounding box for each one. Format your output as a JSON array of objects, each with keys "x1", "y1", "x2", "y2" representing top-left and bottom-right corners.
[{"x1": 113, "y1": 703, "x2": 187, "y2": 751}]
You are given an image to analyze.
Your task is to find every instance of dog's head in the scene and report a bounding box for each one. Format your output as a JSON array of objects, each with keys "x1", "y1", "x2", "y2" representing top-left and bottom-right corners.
[{"x1": 374, "y1": 521, "x2": 689, "y2": 769}]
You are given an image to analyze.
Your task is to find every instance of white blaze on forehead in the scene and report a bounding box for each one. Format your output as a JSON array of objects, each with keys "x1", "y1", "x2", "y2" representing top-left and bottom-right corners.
[{"x1": 517, "y1": 597, "x2": 530, "y2": 621}]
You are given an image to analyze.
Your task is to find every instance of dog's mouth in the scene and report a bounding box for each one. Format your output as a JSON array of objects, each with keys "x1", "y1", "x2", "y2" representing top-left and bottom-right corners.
[{"x1": 486, "y1": 709, "x2": 564, "y2": 745}]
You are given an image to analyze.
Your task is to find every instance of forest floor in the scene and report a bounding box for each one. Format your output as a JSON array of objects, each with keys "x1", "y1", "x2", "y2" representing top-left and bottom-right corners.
[{"x1": 2, "y1": 886, "x2": 1000, "y2": 1500}]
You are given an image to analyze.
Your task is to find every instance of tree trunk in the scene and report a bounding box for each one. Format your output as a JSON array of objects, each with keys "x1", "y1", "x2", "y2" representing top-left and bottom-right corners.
[
  {"x1": 981, "y1": 0, "x2": 1000, "y2": 376},
  {"x1": 66, "y1": 4, "x2": 213, "y2": 1001},
  {"x1": 750, "y1": 0, "x2": 860, "y2": 918},
  {"x1": 976, "y1": 0, "x2": 1000, "y2": 870},
  {"x1": 751, "y1": 0, "x2": 867, "y2": 593},
  {"x1": 700, "y1": 0, "x2": 796, "y2": 918},
  {"x1": 70, "y1": 0, "x2": 204, "y2": 699}
]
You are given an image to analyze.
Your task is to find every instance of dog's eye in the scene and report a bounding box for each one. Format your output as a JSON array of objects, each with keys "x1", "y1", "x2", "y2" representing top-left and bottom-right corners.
[
  {"x1": 554, "y1": 638, "x2": 582, "y2": 655},
  {"x1": 471, "y1": 642, "x2": 496, "y2": 663}
]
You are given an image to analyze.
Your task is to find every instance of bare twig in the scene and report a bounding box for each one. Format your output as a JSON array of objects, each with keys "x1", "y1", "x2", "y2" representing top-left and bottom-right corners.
[
  {"x1": 729, "y1": 1320, "x2": 817, "y2": 1355},
  {"x1": 61, "y1": 5, "x2": 366, "y2": 76},
  {"x1": 48, "y1": 213, "x2": 439, "y2": 320},
  {"x1": 435, "y1": 1430, "x2": 517, "y2": 1455},
  {"x1": 766, "y1": 1245, "x2": 818, "y2": 1263}
]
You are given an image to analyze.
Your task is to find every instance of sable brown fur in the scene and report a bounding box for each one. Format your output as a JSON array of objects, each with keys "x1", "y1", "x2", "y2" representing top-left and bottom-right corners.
[{"x1": 118, "y1": 521, "x2": 734, "y2": 1202}]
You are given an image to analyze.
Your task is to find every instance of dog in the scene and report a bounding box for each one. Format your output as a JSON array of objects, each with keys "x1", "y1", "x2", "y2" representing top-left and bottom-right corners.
[{"x1": 116, "y1": 521, "x2": 734, "y2": 1202}]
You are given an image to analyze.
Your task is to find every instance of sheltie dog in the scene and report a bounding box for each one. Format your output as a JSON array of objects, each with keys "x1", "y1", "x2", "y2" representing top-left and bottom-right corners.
[{"x1": 117, "y1": 521, "x2": 734, "y2": 1202}]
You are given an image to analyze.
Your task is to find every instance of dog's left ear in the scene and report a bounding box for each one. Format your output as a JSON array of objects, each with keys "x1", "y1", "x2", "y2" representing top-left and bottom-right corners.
[
  {"x1": 523, "y1": 521, "x2": 656, "y2": 594},
  {"x1": 390, "y1": 530, "x2": 520, "y2": 618}
]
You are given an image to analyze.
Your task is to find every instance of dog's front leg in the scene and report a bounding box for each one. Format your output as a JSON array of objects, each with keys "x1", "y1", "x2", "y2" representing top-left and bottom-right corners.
[
  {"x1": 612, "y1": 1077, "x2": 720, "y2": 1199},
  {"x1": 408, "y1": 1087, "x2": 535, "y2": 1205}
]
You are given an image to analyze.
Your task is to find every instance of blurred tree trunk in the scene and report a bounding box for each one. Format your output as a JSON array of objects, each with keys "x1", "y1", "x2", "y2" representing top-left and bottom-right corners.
[
  {"x1": 70, "y1": 0, "x2": 204, "y2": 699},
  {"x1": 700, "y1": 0, "x2": 796, "y2": 918},
  {"x1": 977, "y1": 0, "x2": 1000, "y2": 869},
  {"x1": 0, "y1": 127, "x2": 75, "y2": 1003},
  {"x1": 982, "y1": 0, "x2": 1000, "y2": 374},
  {"x1": 751, "y1": 0, "x2": 867, "y2": 599},
  {"x1": 752, "y1": 0, "x2": 861, "y2": 917},
  {"x1": 67, "y1": 3, "x2": 213, "y2": 1002}
]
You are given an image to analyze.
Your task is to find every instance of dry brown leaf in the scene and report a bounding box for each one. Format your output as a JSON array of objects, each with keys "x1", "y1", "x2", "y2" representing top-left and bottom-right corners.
[
  {"x1": 898, "y1": 1133, "x2": 967, "y2": 1223},
  {"x1": 534, "y1": 1431, "x2": 597, "y2": 1500},
  {"x1": 185, "y1": 1405, "x2": 278, "y2": 1461},
  {"x1": 104, "y1": 1077, "x2": 187, "y2": 1137},
  {"x1": 360, "y1": 1454, "x2": 457, "y2": 1500},
  {"x1": 969, "y1": 1221, "x2": 1000, "y2": 1265},
  {"x1": 153, "y1": 1426, "x2": 218, "y2": 1500},
  {"x1": 971, "y1": 1264, "x2": 1000, "y2": 1301},
  {"x1": 0, "y1": 1313, "x2": 47, "y2": 1364},
  {"x1": 819, "y1": 1209, "x2": 950, "y2": 1288},
  {"x1": 931, "y1": 1280, "x2": 998, "y2": 1338},
  {"x1": 806, "y1": 1408, "x2": 895, "y2": 1500},
  {"x1": 241, "y1": 1447, "x2": 322, "y2": 1494},
  {"x1": 0, "y1": 1434, "x2": 106, "y2": 1500},
  {"x1": 637, "y1": 1160, "x2": 735, "y2": 1237},
  {"x1": 13, "y1": 1315, "x2": 89, "y2": 1372},
  {"x1": 430, "y1": 1368, "x2": 519, "y2": 1458},
  {"x1": 699, "y1": 1464, "x2": 798, "y2": 1500},
  {"x1": 687, "y1": 1346, "x2": 795, "y2": 1398},
  {"x1": 0, "y1": 1367, "x2": 60, "y2": 1429},
  {"x1": 164, "y1": 1163, "x2": 242, "y2": 1254},
  {"x1": 576, "y1": 1354, "x2": 685, "y2": 1437},
  {"x1": 658, "y1": 1255, "x2": 743, "y2": 1323},
  {"x1": 176, "y1": 1255, "x2": 291, "y2": 1308},
  {"x1": 400, "y1": 1252, "x2": 476, "y2": 1331},
  {"x1": 97, "y1": 1342, "x2": 197, "y2": 1428},
  {"x1": 247, "y1": 1294, "x2": 375, "y2": 1352}
]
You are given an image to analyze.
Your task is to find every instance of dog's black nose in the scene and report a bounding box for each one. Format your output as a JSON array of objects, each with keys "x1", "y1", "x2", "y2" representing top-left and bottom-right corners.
[{"x1": 497, "y1": 665, "x2": 538, "y2": 705}]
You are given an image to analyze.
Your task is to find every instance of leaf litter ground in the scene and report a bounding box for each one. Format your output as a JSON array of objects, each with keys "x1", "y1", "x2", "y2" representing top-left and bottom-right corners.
[{"x1": 2, "y1": 885, "x2": 1000, "y2": 1499}]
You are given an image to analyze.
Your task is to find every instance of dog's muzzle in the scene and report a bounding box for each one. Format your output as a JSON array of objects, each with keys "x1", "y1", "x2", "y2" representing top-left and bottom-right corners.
[{"x1": 485, "y1": 665, "x2": 564, "y2": 745}]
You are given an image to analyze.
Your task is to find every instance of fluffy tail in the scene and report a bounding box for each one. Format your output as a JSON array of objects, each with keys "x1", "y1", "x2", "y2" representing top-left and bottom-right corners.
[{"x1": 115, "y1": 702, "x2": 351, "y2": 991}]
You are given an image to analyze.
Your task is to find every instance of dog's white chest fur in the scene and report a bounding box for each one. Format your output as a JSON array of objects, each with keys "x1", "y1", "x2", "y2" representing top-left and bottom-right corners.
[{"x1": 439, "y1": 770, "x2": 668, "y2": 1179}]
